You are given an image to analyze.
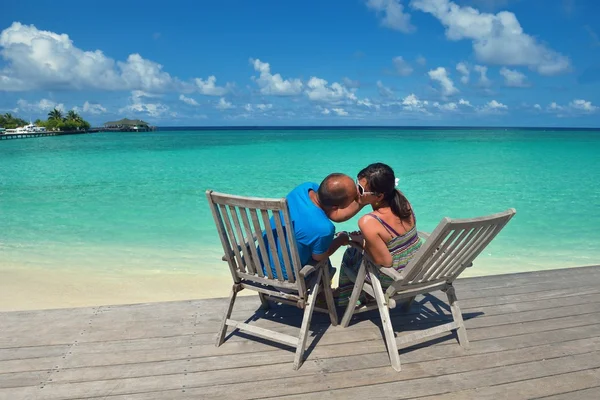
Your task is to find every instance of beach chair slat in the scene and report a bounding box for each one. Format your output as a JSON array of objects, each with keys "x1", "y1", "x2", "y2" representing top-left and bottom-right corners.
[
  {"x1": 218, "y1": 204, "x2": 246, "y2": 274},
  {"x1": 205, "y1": 192, "x2": 240, "y2": 283},
  {"x1": 428, "y1": 227, "x2": 479, "y2": 281},
  {"x1": 447, "y1": 223, "x2": 504, "y2": 279},
  {"x1": 249, "y1": 208, "x2": 273, "y2": 280},
  {"x1": 228, "y1": 205, "x2": 255, "y2": 275},
  {"x1": 422, "y1": 228, "x2": 474, "y2": 282},
  {"x1": 412, "y1": 229, "x2": 461, "y2": 283},
  {"x1": 261, "y1": 209, "x2": 285, "y2": 282},
  {"x1": 238, "y1": 207, "x2": 264, "y2": 278},
  {"x1": 439, "y1": 225, "x2": 493, "y2": 279},
  {"x1": 272, "y1": 210, "x2": 295, "y2": 283},
  {"x1": 280, "y1": 199, "x2": 306, "y2": 295}
]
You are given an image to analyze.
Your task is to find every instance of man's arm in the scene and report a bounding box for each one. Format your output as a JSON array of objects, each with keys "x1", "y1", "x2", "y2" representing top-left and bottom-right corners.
[
  {"x1": 327, "y1": 200, "x2": 366, "y2": 223},
  {"x1": 311, "y1": 233, "x2": 350, "y2": 262}
]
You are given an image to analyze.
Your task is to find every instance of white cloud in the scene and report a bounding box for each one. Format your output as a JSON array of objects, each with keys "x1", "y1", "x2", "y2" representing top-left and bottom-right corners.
[
  {"x1": 357, "y1": 98, "x2": 380, "y2": 109},
  {"x1": 0, "y1": 22, "x2": 232, "y2": 93},
  {"x1": 119, "y1": 91, "x2": 169, "y2": 117},
  {"x1": 428, "y1": 67, "x2": 458, "y2": 96},
  {"x1": 548, "y1": 102, "x2": 563, "y2": 111},
  {"x1": 401, "y1": 93, "x2": 429, "y2": 112},
  {"x1": 416, "y1": 55, "x2": 427, "y2": 66},
  {"x1": 433, "y1": 101, "x2": 458, "y2": 111},
  {"x1": 478, "y1": 99, "x2": 507, "y2": 113},
  {"x1": 377, "y1": 80, "x2": 395, "y2": 98},
  {"x1": 411, "y1": 0, "x2": 570, "y2": 75},
  {"x1": 249, "y1": 58, "x2": 303, "y2": 96},
  {"x1": 456, "y1": 62, "x2": 470, "y2": 84},
  {"x1": 215, "y1": 98, "x2": 234, "y2": 110},
  {"x1": 16, "y1": 98, "x2": 64, "y2": 113},
  {"x1": 244, "y1": 103, "x2": 273, "y2": 112},
  {"x1": 332, "y1": 107, "x2": 349, "y2": 116},
  {"x1": 319, "y1": 106, "x2": 349, "y2": 116},
  {"x1": 366, "y1": 0, "x2": 416, "y2": 33},
  {"x1": 392, "y1": 56, "x2": 413, "y2": 76},
  {"x1": 533, "y1": 103, "x2": 542, "y2": 110},
  {"x1": 499, "y1": 67, "x2": 529, "y2": 87},
  {"x1": 305, "y1": 77, "x2": 357, "y2": 103},
  {"x1": 545, "y1": 99, "x2": 598, "y2": 115},
  {"x1": 194, "y1": 76, "x2": 229, "y2": 96},
  {"x1": 179, "y1": 94, "x2": 199, "y2": 106},
  {"x1": 473, "y1": 65, "x2": 491, "y2": 87},
  {"x1": 81, "y1": 101, "x2": 106, "y2": 114},
  {"x1": 458, "y1": 98, "x2": 472, "y2": 107},
  {"x1": 568, "y1": 99, "x2": 597, "y2": 113}
]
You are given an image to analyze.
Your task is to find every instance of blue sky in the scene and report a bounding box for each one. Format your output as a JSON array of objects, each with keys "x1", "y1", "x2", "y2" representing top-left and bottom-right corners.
[{"x1": 1, "y1": 0, "x2": 599, "y2": 126}]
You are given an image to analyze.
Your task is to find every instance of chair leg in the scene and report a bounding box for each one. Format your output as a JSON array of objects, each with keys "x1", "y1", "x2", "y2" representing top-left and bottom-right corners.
[
  {"x1": 446, "y1": 285, "x2": 469, "y2": 349},
  {"x1": 321, "y1": 262, "x2": 338, "y2": 326},
  {"x1": 258, "y1": 293, "x2": 270, "y2": 310},
  {"x1": 369, "y1": 265, "x2": 401, "y2": 372},
  {"x1": 341, "y1": 262, "x2": 367, "y2": 328},
  {"x1": 293, "y1": 269, "x2": 322, "y2": 370},
  {"x1": 215, "y1": 285, "x2": 239, "y2": 347},
  {"x1": 401, "y1": 296, "x2": 416, "y2": 312}
]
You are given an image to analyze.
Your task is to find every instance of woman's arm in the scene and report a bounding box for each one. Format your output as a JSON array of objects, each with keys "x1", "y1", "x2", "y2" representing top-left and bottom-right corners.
[{"x1": 358, "y1": 216, "x2": 393, "y2": 267}]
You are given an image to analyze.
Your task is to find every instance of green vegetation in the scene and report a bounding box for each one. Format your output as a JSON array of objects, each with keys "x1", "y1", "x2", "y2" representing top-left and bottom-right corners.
[
  {"x1": 37, "y1": 108, "x2": 91, "y2": 131},
  {"x1": 0, "y1": 113, "x2": 28, "y2": 129},
  {"x1": 1, "y1": 109, "x2": 91, "y2": 132}
]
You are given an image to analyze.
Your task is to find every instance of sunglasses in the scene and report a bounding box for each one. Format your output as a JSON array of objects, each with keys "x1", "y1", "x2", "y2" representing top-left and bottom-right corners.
[{"x1": 356, "y1": 180, "x2": 378, "y2": 196}]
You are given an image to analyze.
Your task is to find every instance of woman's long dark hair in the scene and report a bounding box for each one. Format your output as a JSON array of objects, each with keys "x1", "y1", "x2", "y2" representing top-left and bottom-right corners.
[{"x1": 357, "y1": 163, "x2": 412, "y2": 221}]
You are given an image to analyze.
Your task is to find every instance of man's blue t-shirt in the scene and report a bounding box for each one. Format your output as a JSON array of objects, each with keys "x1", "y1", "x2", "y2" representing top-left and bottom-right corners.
[{"x1": 260, "y1": 182, "x2": 335, "y2": 280}]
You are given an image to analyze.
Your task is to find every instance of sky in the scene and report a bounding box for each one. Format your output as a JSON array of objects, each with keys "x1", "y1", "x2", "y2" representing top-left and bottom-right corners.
[{"x1": 0, "y1": 0, "x2": 599, "y2": 127}]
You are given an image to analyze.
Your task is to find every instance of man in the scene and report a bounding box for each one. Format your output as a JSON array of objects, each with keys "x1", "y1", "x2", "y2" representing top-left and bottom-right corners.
[{"x1": 262, "y1": 173, "x2": 366, "y2": 279}]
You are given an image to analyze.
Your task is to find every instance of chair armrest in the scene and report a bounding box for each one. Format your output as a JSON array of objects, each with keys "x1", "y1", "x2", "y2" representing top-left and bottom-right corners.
[
  {"x1": 418, "y1": 231, "x2": 430, "y2": 240},
  {"x1": 378, "y1": 266, "x2": 403, "y2": 280},
  {"x1": 299, "y1": 264, "x2": 316, "y2": 277},
  {"x1": 299, "y1": 259, "x2": 328, "y2": 277}
]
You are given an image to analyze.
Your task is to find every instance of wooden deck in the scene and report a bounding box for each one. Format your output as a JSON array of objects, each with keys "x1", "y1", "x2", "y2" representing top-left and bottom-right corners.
[{"x1": 2, "y1": 266, "x2": 600, "y2": 399}]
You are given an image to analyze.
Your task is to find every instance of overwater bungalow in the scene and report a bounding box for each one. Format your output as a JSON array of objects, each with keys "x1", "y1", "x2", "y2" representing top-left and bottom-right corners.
[{"x1": 103, "y1": 118, "x2": 155, "y2": 132}]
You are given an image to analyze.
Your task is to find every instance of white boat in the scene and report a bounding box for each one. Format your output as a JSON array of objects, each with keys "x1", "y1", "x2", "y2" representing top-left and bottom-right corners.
[{"x1": 6, "y1": 123, "x2": 46, "y2": 134}]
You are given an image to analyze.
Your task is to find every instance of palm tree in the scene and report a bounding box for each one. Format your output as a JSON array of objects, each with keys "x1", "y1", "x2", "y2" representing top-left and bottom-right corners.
[
  {"x1": 4, "y1": 113, "x2": 13, "y2": 120},
  {"x1": 48, "y1": 108, "x2": 63, "y2": 121},
  {"x1": 66, "y1": 110, "x2": 81, "y2": 122}
]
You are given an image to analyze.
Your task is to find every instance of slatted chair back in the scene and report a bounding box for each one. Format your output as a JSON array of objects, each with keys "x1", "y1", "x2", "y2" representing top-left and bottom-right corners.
[
  {"x1": 206, "y1": 190, "x2": 306, "y2": 294},
  {"x1": 392, "y1": 208, "x2": 516, "y2": 292}
]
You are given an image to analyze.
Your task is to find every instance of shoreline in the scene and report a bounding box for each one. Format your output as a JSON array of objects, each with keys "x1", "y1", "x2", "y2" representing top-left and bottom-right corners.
[{"x1": 1, "y1": 257, "x2": 594, "y2": 312}]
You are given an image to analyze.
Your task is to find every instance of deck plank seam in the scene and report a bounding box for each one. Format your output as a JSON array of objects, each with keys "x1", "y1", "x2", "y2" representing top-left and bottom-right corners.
[
  {"x1": 406, "y1": 366, "x2": 600, "y2": 399},
  {"x1": 39, "y1": 306, "x2": 102, "y2": 390},
  {"x1": 532, "y1": 383, "x2": 600, "y2": 399}
]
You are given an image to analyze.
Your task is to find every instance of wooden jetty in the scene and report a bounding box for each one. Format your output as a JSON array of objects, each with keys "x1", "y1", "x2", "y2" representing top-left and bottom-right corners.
[
  {"x1": 0, "y1": 131, "x2": 91, "y2": 140},
  {"x1": 1, "y1": 265, "x2": 600, "y2": 399}
]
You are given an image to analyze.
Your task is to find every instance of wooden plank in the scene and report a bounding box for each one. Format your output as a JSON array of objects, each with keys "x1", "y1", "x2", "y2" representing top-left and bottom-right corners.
[
  {"x1": 256, "y1": 351, "x2": 600, "y2": 400},
  {"x1": 6, "y1": 330, "x2": 600, "y2": 399},
  {"x1": 536, "y1": 386, "x2": 600, "y2": 400},
  {"x1": 415, "y1": 368, "x2": 600, "y2": 399}
]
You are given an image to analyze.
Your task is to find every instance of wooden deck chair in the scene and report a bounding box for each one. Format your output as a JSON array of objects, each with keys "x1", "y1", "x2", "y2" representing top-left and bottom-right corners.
[
  {"x1": 340, "y1": 209, "x2": 516, "y2": 371},
  {"x1": 206, "y1": 190, "x2": 338, "y2": 370}
]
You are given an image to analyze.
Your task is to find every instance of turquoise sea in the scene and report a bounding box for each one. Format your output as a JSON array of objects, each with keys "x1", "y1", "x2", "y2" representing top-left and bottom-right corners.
[{"x1": 1, "y1": 128, "x2": 599, "y2": 280}]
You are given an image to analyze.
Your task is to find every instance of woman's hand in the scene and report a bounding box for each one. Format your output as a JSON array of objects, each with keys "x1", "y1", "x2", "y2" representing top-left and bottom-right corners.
[{"x1": 349, "y1": 231, "x2": 364, "y2": 248}]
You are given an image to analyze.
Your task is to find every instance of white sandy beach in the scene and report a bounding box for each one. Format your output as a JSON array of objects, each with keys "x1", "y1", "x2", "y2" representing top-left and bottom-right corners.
[{"x1": 1, "y1": 253, "x2": 591, "y2": 312}]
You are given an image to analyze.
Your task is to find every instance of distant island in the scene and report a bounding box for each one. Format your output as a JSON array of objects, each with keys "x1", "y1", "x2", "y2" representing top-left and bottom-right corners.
[
  {"x1": 0, "y1": 108, "x2": 90, "y2": 132},
  {"x1": 103, "y1": 118, "x2": 155, "y2": 132}
]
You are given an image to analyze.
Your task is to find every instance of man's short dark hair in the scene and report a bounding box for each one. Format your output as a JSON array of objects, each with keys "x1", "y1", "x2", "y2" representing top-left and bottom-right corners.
[{"x1": 318, "y1": 173, "x2": 351, "y2": 208}]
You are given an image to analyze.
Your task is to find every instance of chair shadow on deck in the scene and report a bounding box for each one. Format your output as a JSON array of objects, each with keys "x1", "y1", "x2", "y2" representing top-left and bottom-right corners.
[
  {"x1": 223, "y1": 300, "x2": 335, "y2": 360},
  {"x1": 346, "y1": 293, "x2": 484, "y2": 354}
]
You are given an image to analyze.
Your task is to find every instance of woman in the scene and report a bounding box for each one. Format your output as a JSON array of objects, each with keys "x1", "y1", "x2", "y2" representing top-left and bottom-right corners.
[{"x1": 336, "y1": 162, "x2": 424, "y2": 307}]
